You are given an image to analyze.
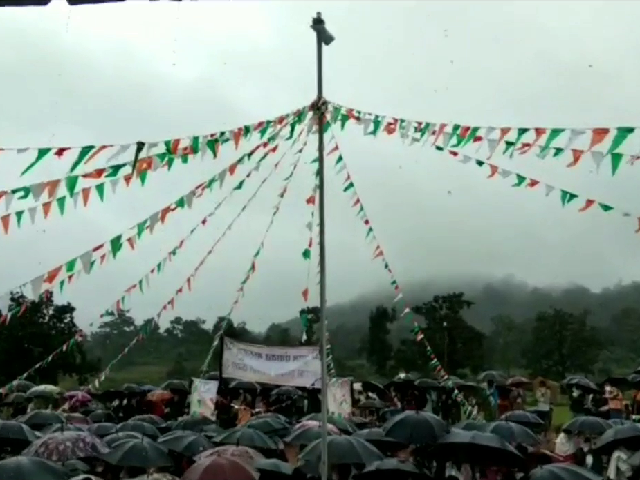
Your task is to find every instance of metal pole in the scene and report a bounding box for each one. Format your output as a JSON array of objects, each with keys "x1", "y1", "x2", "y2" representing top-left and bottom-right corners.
[{"x1": 313, "y1": 11, "x2": 329, "y2": 480}]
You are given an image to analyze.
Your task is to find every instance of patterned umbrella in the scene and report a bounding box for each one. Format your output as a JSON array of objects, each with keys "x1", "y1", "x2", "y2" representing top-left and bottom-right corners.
[
  {"x1": 22, "y1": 431, "x2": 109, "y2": 463},
  {"x1": 182, "y1": 456, "x2": 258, "y2": 480},
  {"x1": 294, "y1": 420, "x2": 340, "y2": 435},
  {"x1": 42, "y1": 424, "x2": 87, "y2": 434},
  {"x1": 195, "y1": 445, "x2": 264, "y2": 465}
]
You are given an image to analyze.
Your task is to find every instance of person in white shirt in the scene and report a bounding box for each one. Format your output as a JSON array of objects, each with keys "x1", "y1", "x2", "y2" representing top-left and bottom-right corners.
[{"x1": 535, "y1": 380, "x2": 552, "y2": 427}]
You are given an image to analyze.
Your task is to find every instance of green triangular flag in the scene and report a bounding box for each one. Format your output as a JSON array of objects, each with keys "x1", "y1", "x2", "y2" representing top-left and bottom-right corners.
[
  {"x1": 15, "y1": 210, "x2": 24, "y2": 228},
  {"x1": 610, "y1": 152, "x2": 624, "y2": 176},
  {"x1": 508, "y1": 128, "x2": 530, "y2": 156},
  {"x1": 560, "y1": 189, "x2": 578, "y2": 206},
  {"x1": 339, "y1": 113, "x2": 350, "y2": 130},
  {"x1": 598, "y1": 203, "x2": 614, "y2": 212},
  {"x1": 233, "y1": 180, "x2": 245, "y2": 191},
  {"x1": 65, "y1": 258, "x2": 77, "y2": 274},
  {"x1": 20, "y1": 148, "x2": 52, "y2": 177},
  {"x1": 607, "y1": 127, "x2": 635, "y2": 155},
  {"x1": 552, "y1": 147, "x2": 564, "y2": 158},
  {"x1": 335, "y1": 155, "x2": 344, "y2": 166},
  {"x1": 137, "y1": 220, "x2": 148, "y2": 239},
  {"x1": 460, "y1": 126, "x2": 480, "y2": 148},
  {"x1": 206, "y1": 139, "x2": 220, "y2": 159},
  {"x1": 512, "y1": 174, "x2": 527, "y2": 187},
  {"x1": 343, "y1": 182, "x2": 355, "y2": 192},
  {"x1": 368, "y1": 116, "x2": 383, "y2": 136},
  {"x1": 302, "y1": 248, "x2": 311, "y2": 260},
  {"x1": 110, "y1": 235, "x2": 124, "y2": 259},
  {"x1": 65, "y1": 176, "x2": 80, "y2": 196},
  {"x1": 138, "y1": 170, "x2": 149, "y2": 186},
  {"x1": 539, "y1": 128, "x2": 565, "y2": 156},
  {"x1": 69, "y1": 145, "x2": 95, "y2": 173},
  {"x1": 95, "y1": 183, "x2": 105, "y2": 202},
  {"x1": 259, "y1": 121, "x2": 273, "y2": 139},
  {"x1": 56, "y1": 196, "x2": 66, "y2": 216}
]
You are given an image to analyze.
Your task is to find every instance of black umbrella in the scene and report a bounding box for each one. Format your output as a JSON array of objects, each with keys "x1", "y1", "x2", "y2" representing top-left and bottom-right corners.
[
  {"x1": 483, "y1": 421, "x2": 540, "y2": 447},
  {"x1": 62, "y1": 458, "x2": 90, "y2": 476},
  {"x1": 355, "y1": 457, "x2": 429, "y2": 479},
  {"x1": 230, "y1": 380, "x2": 260, "y2": 391},
  {"x1": 382, "y1": 411, "x2": 447, "y2": 446},
  {"x1": 201, "y1": 424, "x2": 226, "y2": 440},
  {"x1": 117, "y1": 420, "x2": 160, "y2": 439},
  {"x1": 245, "y1": 415, "x2": 291, "y2": 438},
  {"x1": 500, "y1": 411, "x2": 545, "y2": 430},
  {"x1": 19, "y1": 410, "x2": 65, "y2": 429},
  {"x1": 454, "y1": 420, "x2": 485, "y2": 432},
  {"x1": 562, "y1": 377, "x2": 599, "y2": 393},
  {"x1": 302, "y1": 413, "x2": 357, "y2": 434},
  {"x1": 592, "y1": 423, "x2": 640, "y2": 454},
  {"x1": 0, "y1": 455, "x2": 69, "y2": 480},
  {"x1": 0, "y1": 420, "x2": 39, "y2": 443},
  {"x1": 2, "y1": 392, "x2": 27, "y2": 405},
  {"x1": 255, "y1": 458, "x2": 294, "y2": 476},
  {"x1": 477, "y1": 371, "x2": 507, "y2": 385},
  {"x1": 129, "y1": 414, "x2": 165, "y2": 427},
  {"x1": 158, "y1": 430, "x2": 212, "y2": 457},
  {"x1": 528, "y1": 464, "x2": 602, "y2": 480},
  {"x1": 298, "y1": 436, "x2": 384, "y2": 475},
  {"x1": 87, "y1": 410, "x2": 116, "y2": 423},
  {"x1": 121, "y1": 384, "x2": 141, "y2": 393},
  {"x1": 507, "y1": 376, "x2": 532, "y2": 388},
  {"x1": 103, "y1": 432, "x2": 144, "y2": 448},
  {"x1": 42, "y1": 423, "x2": 87, "y2": 434},
  {"x1": 628, "y1": 374, "x2": 640, "y2": 389},
  {"x1": 562, "y1": 416, "x2": 613, "y2": 436},
  {"x1": 86, "y1": 423, "x2": 117, "y2": 438},
  {"x1": 5, "y1": 380, "x2": 36, "y2": 394},
  {"x1": 353, "y1": 428, "x2": 404, "y2": 452},
  {"x1": 433, "y1": 430, "x2": 524, "y2": 469},
  {"x1": 160, "y1": 380, "x2": 189, "y2": 393},
  {"x1": 214, "y1": 426, "x2": 278, "y2": 450},
  {"x1": 359, "y1": 399, "x2": 386, "y2": 409},
  {"x1": 414, "y1": 378, "x2": 440, "y2": 389},
  {"x1": 270, "y1": 386, "x2": 302, "y2": 399},
  {"x1": 284, "y1": 424, "x2": 339, "y2": 447},
  {"x1": 100, "y1": 437, "x2": 173, "y2": 468},
  {"x1": 172, "y1": 416, "x2": 216, "y2": 432}
]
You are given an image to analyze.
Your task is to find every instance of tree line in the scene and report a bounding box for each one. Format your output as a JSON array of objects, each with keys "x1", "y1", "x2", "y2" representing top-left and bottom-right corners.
[{"x1": 1, "y1": 285, "x2": 638, "y2": 389}]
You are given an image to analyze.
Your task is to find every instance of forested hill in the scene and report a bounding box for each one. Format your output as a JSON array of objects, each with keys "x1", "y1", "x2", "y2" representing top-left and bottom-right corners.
[{"x1": 279, "y1": 277, "x2": 640, "y2": 335}]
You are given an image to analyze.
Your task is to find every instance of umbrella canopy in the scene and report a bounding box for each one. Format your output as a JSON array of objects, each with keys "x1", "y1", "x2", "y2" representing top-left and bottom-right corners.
[
  {"x1": 255, "y1": 458, "x2": 294, "y2": 476},
  {"x1": 182, "y1": 455, "x2": 258, "y2": 480},
  {"x1": 129, "y1": 414, "x2": 165, "y2": 427},
  {"x1": 25, "y1": 385, "x2": 63, "y2": 399},
  {"x1": 562, "y1": 376, "x2": 599, "y2": 393},
  {"x1": 160, "y1": 380, "x2": 189, "y2": 393},
  {"x1": 433, "y1": 430, "x2": 524, "y2": 469},
  {"x1": 285, "y1": 422, "x2": 340, "y2": 447},
  {"x1": 2, "y1": 392, "x2": 27, "y2": 405},
  {"x1": 230, "y1": 380, "x2": 260, "y2": 391},
  {"x1": 172, "y1": 416, "x2": 216, "y2": 433},
  {"x1": 42, "y1": 424, "x2": 87, "y2": 434},
  {"x1": 0, "y1": 420, "x2": 39, "y2": 443},
  {"x1": 245, "y1": 414, "x2": 291, "y2": 438},
  {"x1": 414, "y1": 378, "x2": 440, "y2": 389},
  {"x1": 455, "y1": 420, "x2": 485, "y2": 432},
  {"x1": 0, "y1": 455, "x2": 69, "y2": 480},
  {"x1": 64, "y1": 413, "x2": 91, "y2": 426},
  {"x1": 195, "y1": 444, "x2": 264, "y2": 465},
  {"x1": 592, "y1": 423, "x2": 640, "y2": 454},
  {"x1": 117, "y1": 420, "x2": 160, "y2": 439},
  {"x1": 382, "y1": 411, "x2": 447, "y2": 446},
  {"x1": 298, "y1": 436, "x2": 384, "y2": 475},
  {"x1": 528, "y1": 464, "x2": 602, "y2": 480},
  {"x1": 86, "y1": 423, "x2": 117, "y2": 438},
  {"x1": 87, "y1": 410, "x2": 116, "y2": 423},
  {"x1": 5, "y1": 380, "x2": 35, "y2": 394},
  {"x1": 103, "y1": 432, "x2": 144, "y2": 447},
  {"x1": 214, "y1": 426, "x2": 278, "y2": 450},
  {"x1": 562, "y1": 416, "x2": 613, "y2": 436},
  {"x1": 100, "y1": 437, "x2": 173, "y2": 468},
  {"x1": 355, "y1": 457, "x2": 429, "y2": 479},
  {"x1": 22, "y1": 431, "x2": 109, "y2": 463},
  {"x1": 19, "y1": 410, "x2": 65, "y2": 429},
  {"x1": 477, "y1": 371, "x2": 507, "y2": 385},
  {"x1": 270, "y1": 386, "x2": 302, "y2": 399},
  {"x1": 353, "y1": 427, "x2": 404, "y2": 453},
  {"x1": 483, "y1": 421, "x2": 541, "y2": 447},
  {"x1": 301, "y1": 413, "x2": 356, "y2": 433},
  {"x1": 507, "y1": 376, "x2": 532, "y2": 388},
  {"x1": 500, "y1": 410, "x2": 545, "y2": 429},
  {"x1": 359, "y1": 399, "x2": 386, "y2": 409},
  {"x1": 64, "y1": 391, "x2": 92, "y2": 403},
  {"x1": 200, "y1": 424, "x2": 226, "y2": 440},
  {"x1": 158, "y1": 430, "x2": 212, "y2": 457}
]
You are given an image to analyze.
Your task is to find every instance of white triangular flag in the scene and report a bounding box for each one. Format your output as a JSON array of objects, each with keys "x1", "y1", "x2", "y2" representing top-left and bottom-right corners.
[
  {"x1": 30, "y1": 183, "x2": 47, "y2": 202},
  {"x1": 109, "y1": 178, "x2": 119, "y2": 195},
  {"x1": 563, "y1": 129, "x2": 586, "y2": 151},
  {"x1": 484, "y1": 126, "x2": 497, "y2": 140},
  {"x1": 27, "y1": 206, "x2": 38, "y2": 224},
  {"x1": 184, "y1": 191, "x2": 195, "y2": 209},
  {"x1": 145, "y1": 142, "x2": 159, "y2": 156},
  {"x1": 218, "y1": 170, "x2": 228, "y2": 189},
  {"x1": 72, "y1": 193, "x2": 80, "y2": 209},
  {"x1": 544, "y1": 184, "x2": 555, "y2": 197},
  {"x1": 30, "y1": 275, "x2": 45, "y2": 297},
  {"x1": 591, "y1": 151, "x2": 605, "y2": 171},
  {"x1": 485, "y1": 138, "x2": 499, "y2": 158},
  {"x1": 439, "y1": 132, "x2": 452, "y2": 149},
  {"x1": 4, "y1": 193, "x2": 14, "y2": 212},
  {"x1": 148, "y1": 212, "x2": 160, "y2": 233},
  {"x1": 360, "y1": 118, "x2": 373, "y2": 136},
  {"x1": 105, "y1": 144, "x2": 131, "y2": 165},
  {"x1": 460, "y1": 155, "x2": 473, "y2": 164},
  {"x1": 0, "y1": 293, "x2": 10, "y2": 315},
  {"x1": 498, "y1": 169, "x2": 513, "y2": 179},
  {"x1": 79, "y1": 250, "x2": 93, "y2": 274},
  {"x1": 400, "y1": 121, "x2": 413, "y2": 140}
]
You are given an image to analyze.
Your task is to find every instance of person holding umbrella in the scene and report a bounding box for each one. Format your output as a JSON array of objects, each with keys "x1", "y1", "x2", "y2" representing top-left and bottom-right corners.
[{"x1": 604, "y1": 382, "x2": 624, "y2": 420}]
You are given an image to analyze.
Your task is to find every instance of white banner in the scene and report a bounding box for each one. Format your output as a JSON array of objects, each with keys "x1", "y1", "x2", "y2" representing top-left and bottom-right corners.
[
  {"x1": 189, "y1": 378, "x2": 219, "y2": 418},
  {"x1": 222, "y1": 338, "x2": 321, "y2": 388}
]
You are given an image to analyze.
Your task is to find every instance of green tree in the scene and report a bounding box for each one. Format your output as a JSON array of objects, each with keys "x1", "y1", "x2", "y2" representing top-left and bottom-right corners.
[
  {"x1": 166, "y1": 351, "x2": 188, "y2": 380},
  {"x1": 411, "y1": 292, "x2": 485, "y2": 374},
  {"x1": 523, "y1": 308, "x2": 604, "y2": 379},
  {"x1": 484, "y1": 315, "x2": 526, "y2": 374},
  {"x1": 0, "y1": 292, "x2": 100, "y2": 386},
  {"x1": 263, "y1": 323, "x2": 295, "y2": 346},
  {"x1": 364, "y1": 305, "x2": 396, "y2": 376}
]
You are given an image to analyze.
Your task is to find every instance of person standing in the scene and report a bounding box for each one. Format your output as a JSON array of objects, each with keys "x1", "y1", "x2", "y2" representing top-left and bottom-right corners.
[
  {"x1": 604, "y1": 382, "x2": 624, "y2": 420},
  {"x1": 535, "y1": 379, "x2": 552, "y2": 428}
]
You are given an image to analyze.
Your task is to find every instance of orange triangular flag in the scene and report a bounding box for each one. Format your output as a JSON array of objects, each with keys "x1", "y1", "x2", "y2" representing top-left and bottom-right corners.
[
  {"x1": 85, "y1": 145, "x2": 110, "y2": 165},
  {"x1": 123, "y1": 174, "x2": 133, "y2": 187},
  {"x1": 45, "y1": 180, "x2": 61, "y2": 199},
  {"x1": 301, "y1": 288, "x2": 309, "y2": 302},
  {"x1": 588, "y1": 128, "x2": 610, "y2": 152},
  {"x1": 0, "y1": 214, "x2": 9, "y2": 235},
  {"x1": 567, "y1": 149, "x2": 584, "y2": 168},
  {"x1": 44, "y1": 266, "x2": 63, "y2": 285},
  {"x1": 42, "y1": 201, "x2": 53, "y2": 219},
  {"x1": 81, "y1": 187, "x2": 92, "y2": 207},
  {"x1": 578, "y1": 199, "x2": 595, "y2": 212}
]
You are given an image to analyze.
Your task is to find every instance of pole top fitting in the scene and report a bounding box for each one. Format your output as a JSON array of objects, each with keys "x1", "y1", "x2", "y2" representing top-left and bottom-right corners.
[{"x1": 312, "y1": 12, "x2": 325, "y2": 28}]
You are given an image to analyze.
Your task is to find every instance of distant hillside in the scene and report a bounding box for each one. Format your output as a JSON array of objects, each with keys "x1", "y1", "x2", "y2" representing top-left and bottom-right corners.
[{"x1": 277, "y1": 276, "x2": 640, "y2": 337}]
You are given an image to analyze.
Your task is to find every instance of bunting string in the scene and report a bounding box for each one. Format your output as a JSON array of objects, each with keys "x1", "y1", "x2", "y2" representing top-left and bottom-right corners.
[
  {"x1": 5, "y1": 104, "x2": 309, "y2": 178},
  {"x1": 200, "y1": 127, "x2": 311, "y2": 373},
  {"x1": 428, "y1": 147, "x2": 640, "y2": 235},
  {"x1": 98, "y1": 127, "x2": 296, "y2": 318},
  {"x1": 94, "y1": 118, "x2": 311, "y2": 388},
  {"x1": 2, "y1": 331, "x2": 86, "y2": 393},
  {"x1": 328, "y1": 102, "x2": 640, "y2": 177},
  {"x1": 0, "y1": 118, "x2": 303, "y2": 326},
  {"x1": 327, "y1": 126, "x2": 477, "y2": 419}
]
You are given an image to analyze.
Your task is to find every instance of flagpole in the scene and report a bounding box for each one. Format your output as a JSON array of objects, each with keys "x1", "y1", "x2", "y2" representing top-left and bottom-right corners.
[{"x1": 311, "y1": 12, "x2": 334, "y2": 480}]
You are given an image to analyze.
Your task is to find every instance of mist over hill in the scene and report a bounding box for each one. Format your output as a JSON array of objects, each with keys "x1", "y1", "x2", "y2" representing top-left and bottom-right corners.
[{"x1": 278, "y1": 275, "x2": 640, "y2": 336}]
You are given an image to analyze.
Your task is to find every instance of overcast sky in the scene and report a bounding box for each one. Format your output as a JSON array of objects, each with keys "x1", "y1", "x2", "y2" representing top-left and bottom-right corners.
[{"x1": 1, "y1": 1, "x2": 639, "y2": 334}]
